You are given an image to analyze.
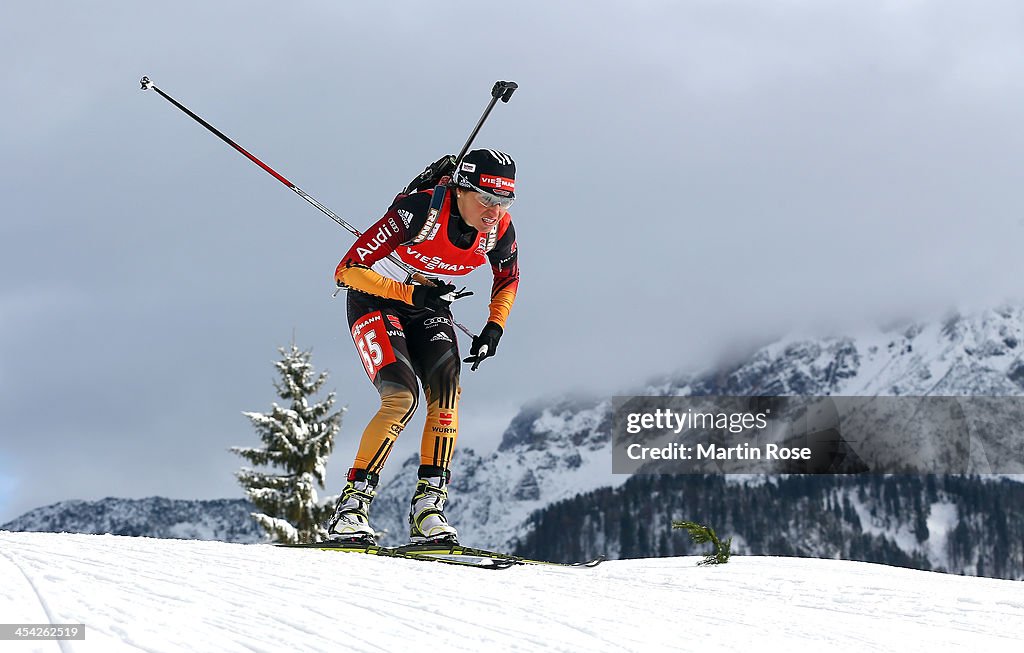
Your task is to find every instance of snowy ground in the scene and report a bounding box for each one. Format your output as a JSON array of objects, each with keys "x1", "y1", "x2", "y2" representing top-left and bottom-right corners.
[{"x1": 0, "y1": 532, "x2": 1021, "y2": 653}]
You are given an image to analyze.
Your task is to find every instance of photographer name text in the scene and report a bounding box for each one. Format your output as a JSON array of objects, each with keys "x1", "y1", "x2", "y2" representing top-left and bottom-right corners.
[{"x1": 626, "y1": 442, "x2": 812, "y2": 461}]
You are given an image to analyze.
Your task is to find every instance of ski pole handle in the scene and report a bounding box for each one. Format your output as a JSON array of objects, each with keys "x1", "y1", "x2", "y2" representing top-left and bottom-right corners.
[
  {"x1": 492, "y1": 81, "x2": 518, "y2": 103},
  {"x1": 467, "y1": 345, "x2": 488, "y2": 372}
]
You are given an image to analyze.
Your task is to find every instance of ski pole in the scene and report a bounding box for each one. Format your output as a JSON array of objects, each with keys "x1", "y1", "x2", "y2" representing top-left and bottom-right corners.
[
  {"x1": 139, "y1": 76, "x2": 478, "y2": 338},
  {"x1": 444, "y1": 80, "x2": 517, "y2": 367},
  {"x1": 453, "y1": 81, "x2": 518, "y2": 171}
]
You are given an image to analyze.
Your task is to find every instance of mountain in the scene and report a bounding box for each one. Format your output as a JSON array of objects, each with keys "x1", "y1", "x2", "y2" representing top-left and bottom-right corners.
[
  {"x1": 365, "y1": 305, "x2": 1024, "y2": 576},
  {"x1": 2, "y1": 531, "x2": 1021, "y2": 652},
  {"x1": 676, "y1": 306, "x2": 1024, "y2": 398},
  {"x1": 1, "y1": 497, "x2": 264, "y2": 543}
]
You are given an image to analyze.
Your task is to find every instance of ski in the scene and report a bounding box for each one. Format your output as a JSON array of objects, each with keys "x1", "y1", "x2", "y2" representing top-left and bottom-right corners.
[
  {"x1": 275, "y1": 541, "x2": 517, "y2": 570},
  {"x1": 396, "y1": 542, "x2": 606, "y2": 569},
  {"x1": 276, "y1": 540, "x2": 605, "y2": 569}
]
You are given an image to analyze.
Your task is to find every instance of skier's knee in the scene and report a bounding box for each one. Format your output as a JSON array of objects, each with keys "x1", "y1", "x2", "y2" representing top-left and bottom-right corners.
[{"x1": 379, "y1": 385, "x2": 418, "y2": 420}]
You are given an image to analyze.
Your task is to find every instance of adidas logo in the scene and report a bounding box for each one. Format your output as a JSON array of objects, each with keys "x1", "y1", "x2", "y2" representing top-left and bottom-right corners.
[{"x1": 430, "y1": 332, "x2": 453, "y2": 343}]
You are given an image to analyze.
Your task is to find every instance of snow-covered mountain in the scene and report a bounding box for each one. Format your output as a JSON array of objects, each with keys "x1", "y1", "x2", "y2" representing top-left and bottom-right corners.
[
  {"x1": 673, "y1": 306, "x2": 1024, "y2": 398},
  {"x1": 1, "y1": 497, "x2": 264, "y2": 543},
  {"x1": 1, "y1": 531, "x2": 1021, "y2": 653},
  {"x1": 369, "y1": 306, "x2": 1024, "y2": 549}
]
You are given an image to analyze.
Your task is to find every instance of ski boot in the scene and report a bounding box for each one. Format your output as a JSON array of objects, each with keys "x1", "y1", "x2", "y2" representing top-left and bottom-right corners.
[
  {"x1": 409, "y1": 465, "x2": 458, "y2": 544},
  {"x1": 327, "y1": 468, "x2": 379, "y2": 545}
]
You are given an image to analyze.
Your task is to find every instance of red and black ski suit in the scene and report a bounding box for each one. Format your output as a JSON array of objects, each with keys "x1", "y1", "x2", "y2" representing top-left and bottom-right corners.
[{"x1": 334, "y1": 186, "x2": 519, "y2": 476}]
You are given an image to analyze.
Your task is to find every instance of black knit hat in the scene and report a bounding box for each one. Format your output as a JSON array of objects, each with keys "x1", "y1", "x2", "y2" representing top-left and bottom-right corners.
[{"x1": 455, "y1": 149, "x2": 516, "y2": 199}]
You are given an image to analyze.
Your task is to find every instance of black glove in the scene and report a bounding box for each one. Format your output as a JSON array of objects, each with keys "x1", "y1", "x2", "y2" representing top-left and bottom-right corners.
[
  {"x1": 411, "y1": 282, "x2": 473, "y2": 312},
  {"x1": 463, "y1": 322, "x2": 503, "y2": 371}
]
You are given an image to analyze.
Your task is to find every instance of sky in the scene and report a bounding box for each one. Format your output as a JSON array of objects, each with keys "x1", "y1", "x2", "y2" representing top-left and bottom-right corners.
[
  {"x1": 3, "y1": 0, "x2": 1024, "y2": 523},
  {"x1": 2, "y1": 531, "x2": 1023, "y2": 651}
]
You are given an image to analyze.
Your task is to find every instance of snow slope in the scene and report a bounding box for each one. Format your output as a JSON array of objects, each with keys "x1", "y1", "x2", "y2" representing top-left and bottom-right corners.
[{"x1": 0, "y1": 532, "x2": 1020, "y2": 653}]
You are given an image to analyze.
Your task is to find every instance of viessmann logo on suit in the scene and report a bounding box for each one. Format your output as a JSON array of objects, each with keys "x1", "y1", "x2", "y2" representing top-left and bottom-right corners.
[
  {"x1": 351, "y1": 313, "x2": 382, "y2": 338},
  {"x1": 402, "y1": 248, "x2": 475, "y2": 273}
]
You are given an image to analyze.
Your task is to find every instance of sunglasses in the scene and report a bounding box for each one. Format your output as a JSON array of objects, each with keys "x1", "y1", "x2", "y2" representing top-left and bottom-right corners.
[{"x1": 465, "y1": 182, "x2": 514, "y2": 210}]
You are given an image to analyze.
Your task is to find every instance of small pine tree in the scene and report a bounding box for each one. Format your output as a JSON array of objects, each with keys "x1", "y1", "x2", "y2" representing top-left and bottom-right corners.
[
  {"x1": 232, "y1": 343, "x2": 345, "y2": 544},
  {"x1": 673, "y1": 520, "x2": 732, "y2": 565}
]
